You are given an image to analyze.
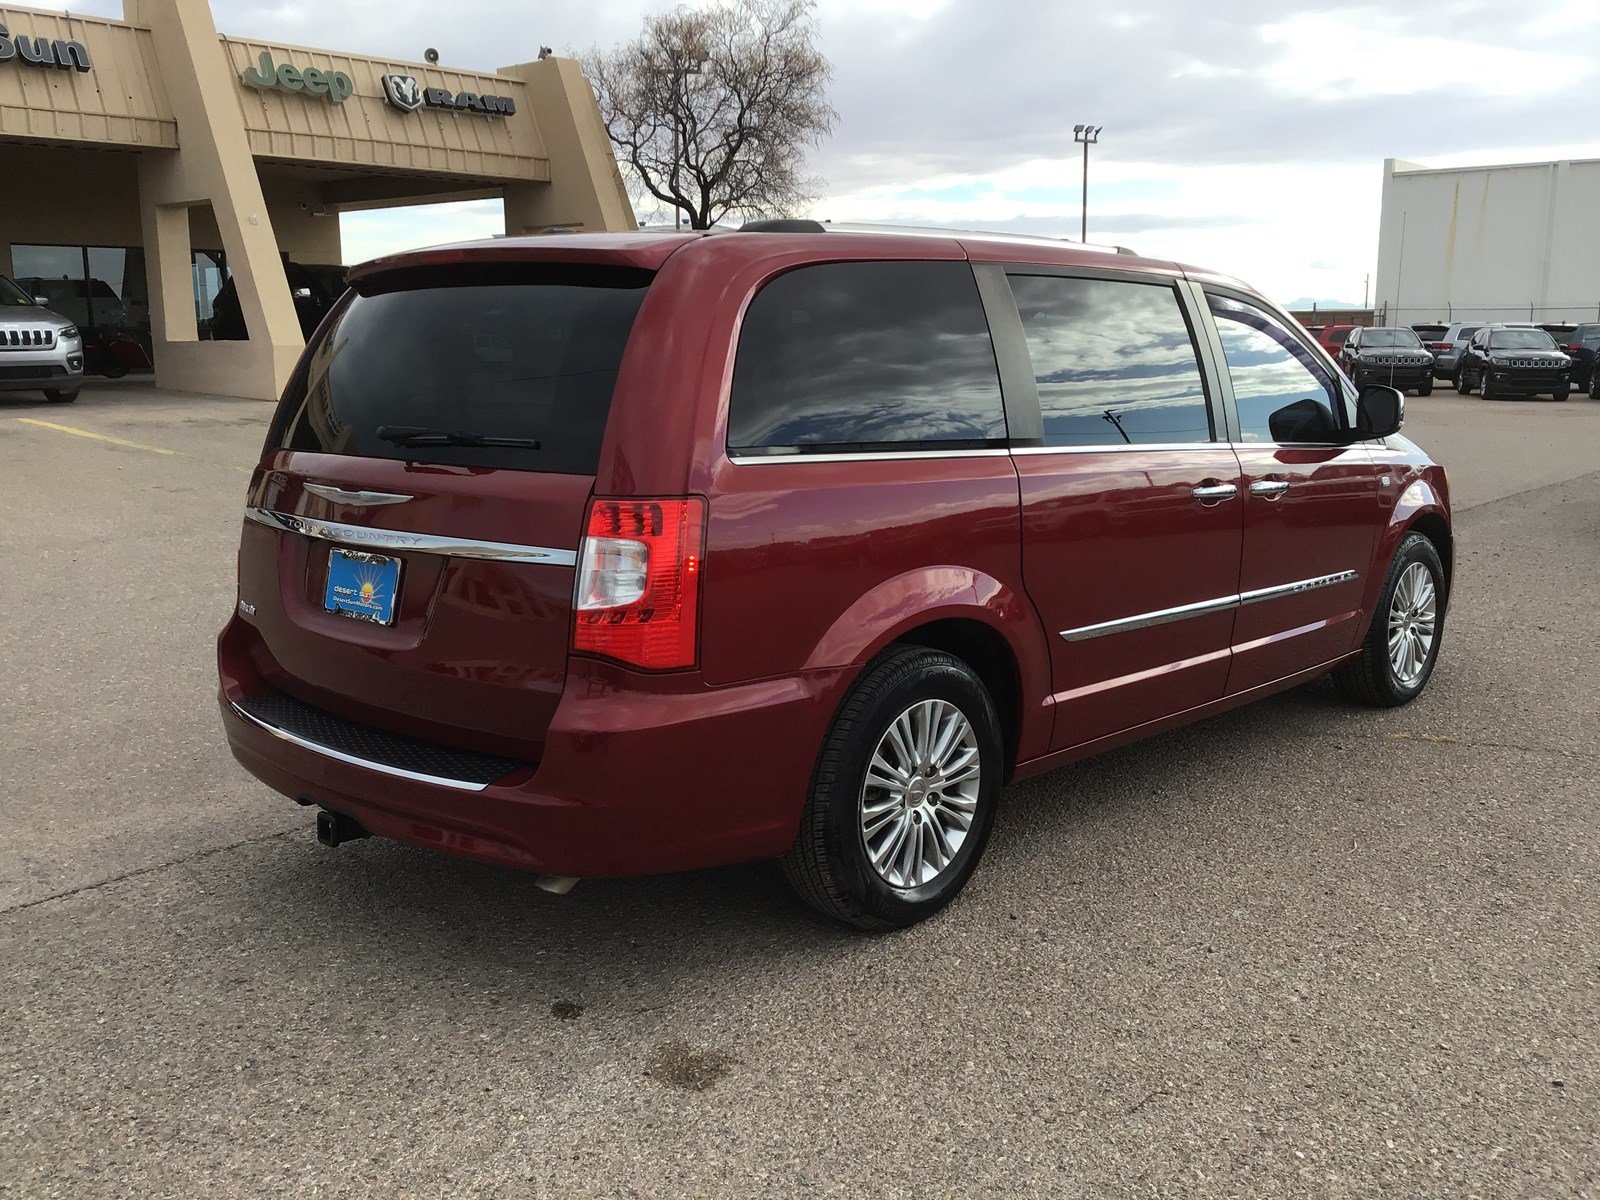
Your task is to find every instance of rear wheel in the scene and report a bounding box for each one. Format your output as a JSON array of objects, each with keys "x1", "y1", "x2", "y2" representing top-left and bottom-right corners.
[
  {"x1": 782, "y1": 646, "x2": 1003, "y2": 930},
  {"x1": 1591, "y1": 370, "x2": 1600, "y2": 400},
  {"x1": 1332, "y1": 533, "x2": 1445, "y2": 708},
  {"x1": 43, "y1": 388, "x2": 79, "y2": 404}
]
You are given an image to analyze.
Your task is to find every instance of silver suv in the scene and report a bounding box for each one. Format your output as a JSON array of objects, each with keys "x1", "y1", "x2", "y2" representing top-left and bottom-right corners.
[{"x1": 0, "y1": 275, "x2": 84, "y2": 403}]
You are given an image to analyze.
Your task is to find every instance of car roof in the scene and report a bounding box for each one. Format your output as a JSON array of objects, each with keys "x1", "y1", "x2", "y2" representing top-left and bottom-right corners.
[{"x1": 352, "y1": 227, "x2": 1203, "y2": 287}]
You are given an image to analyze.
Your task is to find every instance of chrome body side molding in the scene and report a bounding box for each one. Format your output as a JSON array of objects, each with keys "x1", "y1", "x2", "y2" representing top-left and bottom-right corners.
[
  {"x1": 244, "y1": 506, "x2": 578, "y2": 566},
  {"x1": 1059, "y1": 570, "x2": 1359, "y2": 642}
]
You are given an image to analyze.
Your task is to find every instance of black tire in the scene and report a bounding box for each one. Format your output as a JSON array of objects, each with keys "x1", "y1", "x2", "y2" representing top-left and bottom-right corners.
[
  {"x1": 1417, "y1": 379, "x2": 1433, "y2": 396},
  {"x1": 43, "y1": 389, "x2": 79, "y2": 404},
  {"x1": 1590, "y1": 371, "x2": 1600, "y2": 400},
  {"x1": 97, "y1": 365, "x2": 130, "y2": 380},
  {"x1": 1480, "y1": 370, "x2": 1497, "y2": 400},
  {"x1": 1550, "y1": 382, "x2": 1569, "y2": 402},
  {"x1": 1454, "y1": 368, "x2": 1470, "y2": 394},
  {"x1": 1332, "y1": 533, "x2": 1446, "y2": 708},
  {"x1": 782, "y1": 646, "x2": 1003, "y2": 930}
]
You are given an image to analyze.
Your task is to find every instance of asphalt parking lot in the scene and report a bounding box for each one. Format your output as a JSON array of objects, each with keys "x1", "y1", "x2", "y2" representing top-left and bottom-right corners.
[{"x1": 3, "y1": 380, "x2": 1597, "y2": 1198}]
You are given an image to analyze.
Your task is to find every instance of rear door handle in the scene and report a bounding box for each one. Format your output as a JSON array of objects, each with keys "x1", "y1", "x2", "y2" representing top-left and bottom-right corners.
[
  {"x1": 1250, "y1": 479, "x2": 1291, "y2": 498},
  {"x1": 1191, "y1": 482, "x2": 1238, "y2": 502}
]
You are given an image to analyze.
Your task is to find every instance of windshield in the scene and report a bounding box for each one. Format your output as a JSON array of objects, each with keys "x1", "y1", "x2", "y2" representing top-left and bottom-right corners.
[
  {"x1": 276, "y1": 264, "x2": 651, "y2": 475},
  {"x1": 1325, "y1": 328, "x2": 1353, "y2": 345},
  {"x1": 1489, "y1": 330, "x2": 1557, "y2": 350},
  {"x1": 0, "y1": 275, "x2": 37, "y2": 308},
  {"x1": 1361, "y1": 329, "x2": 1423, "y2": 349}
]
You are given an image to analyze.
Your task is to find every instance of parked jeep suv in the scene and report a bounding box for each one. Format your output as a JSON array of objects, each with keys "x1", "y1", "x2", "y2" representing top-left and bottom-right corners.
[
  {"x1": 1338, "y1": 326, "x2": 1435, "y2": 394},
  {"x1": 218, "y1": 229, "x2": 1453, "y2": 928},
  {"x1": 1455, "y1": 326, "x2": 1572, "y2": 400},
  {"x1": 0, "y1": 274, "x2": 84, "y2": 402}
]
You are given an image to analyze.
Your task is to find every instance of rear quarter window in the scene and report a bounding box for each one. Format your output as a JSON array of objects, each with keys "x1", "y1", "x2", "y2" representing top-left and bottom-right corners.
[
  {"x1": 727, "y1": 260, "x2": 1007, "y2": 454},
  {"x1": 276, "y1": 264, "x2": 651, "y2": 475}
]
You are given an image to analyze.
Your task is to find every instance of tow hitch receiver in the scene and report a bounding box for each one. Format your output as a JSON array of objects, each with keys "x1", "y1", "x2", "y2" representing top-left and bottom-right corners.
[{"x1": 316, "y1": 808, "x2": 370, "y2": 848}]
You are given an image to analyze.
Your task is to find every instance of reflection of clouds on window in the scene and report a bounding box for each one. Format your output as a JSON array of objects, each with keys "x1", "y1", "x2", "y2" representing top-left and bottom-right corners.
[
  {"x1": 729, "y1": 262, "x2": 1007, "y2": 450},
  {"x1": 1010, "y1": 275, "x2": 1211, "y2": 446},
  {"x1": 1209, "y1": 295, "x2": 1336, "y2": 443}
]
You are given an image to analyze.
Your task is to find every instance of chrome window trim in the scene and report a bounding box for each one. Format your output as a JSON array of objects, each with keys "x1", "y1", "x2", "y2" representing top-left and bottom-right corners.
[
  {"x1": 1059, "y1": 570, "x2": 1359, "y2": 642},
  {"x1": 727, "y1": 448, "x2": 1012, "y2": 465},
  {"x1": 244, "y1": 506, "x2": 577, "y2": 566},
  {"x1": 1009, "y1": 441, "x2": 1222, "y2": 456},
  {"x1": 228, "y1": 701, "x2": 489, "y2": 793}
]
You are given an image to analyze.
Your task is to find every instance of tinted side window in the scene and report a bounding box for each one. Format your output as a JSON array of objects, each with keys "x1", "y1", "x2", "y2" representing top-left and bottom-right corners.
[
  {"x1": 1008, "y1": 274, "x2": 1211, "y2": 447},
  {"x1": 728, "y1": 261, "x2": 1006, "y2": 453},
  {"x1": 1209, "y1": 295, "x2": 1340, "y2": 444}
]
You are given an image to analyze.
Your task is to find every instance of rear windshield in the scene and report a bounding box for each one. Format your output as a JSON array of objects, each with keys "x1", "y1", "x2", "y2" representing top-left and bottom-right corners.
[
  {"x1": 1324, "y1": 328, "x2": 1353, "y2": 346},
  {"x1": 275, "y1": 264, "x2": 651, "y2": 474}
]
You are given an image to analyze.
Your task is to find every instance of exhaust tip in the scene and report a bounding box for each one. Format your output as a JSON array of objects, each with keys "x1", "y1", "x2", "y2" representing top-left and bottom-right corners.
[
  {"x1": 533, "y1": 875, "x2": 579, "y2": 896},
  {"x1": 316, "y1": 808, "x2": 370, "y2": 848}
]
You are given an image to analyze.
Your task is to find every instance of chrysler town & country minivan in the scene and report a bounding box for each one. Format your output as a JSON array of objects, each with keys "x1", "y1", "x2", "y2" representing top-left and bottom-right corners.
[{"x1": 218, "y1": 226, "x2": 1452, "y2": 929}]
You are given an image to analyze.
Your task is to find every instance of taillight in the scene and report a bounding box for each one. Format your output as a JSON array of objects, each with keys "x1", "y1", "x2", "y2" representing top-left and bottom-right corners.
[
  {"x1": 574, "y1": 497, "x2": 705, "y2": 670},
  {"x1": 1430, "y1": 342, "x2": 1451, "y2": 351}
]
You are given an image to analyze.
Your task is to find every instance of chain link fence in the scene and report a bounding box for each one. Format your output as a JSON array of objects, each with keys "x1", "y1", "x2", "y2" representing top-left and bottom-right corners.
[{"x1": 1379, "y1": 302, "x2": 1600, "y2": 325}]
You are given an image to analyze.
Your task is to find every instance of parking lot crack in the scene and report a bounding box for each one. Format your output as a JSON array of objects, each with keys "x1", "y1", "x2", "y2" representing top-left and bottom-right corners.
[{"x1": 0, "y1": 825, "x2": 304, "y2": 917}]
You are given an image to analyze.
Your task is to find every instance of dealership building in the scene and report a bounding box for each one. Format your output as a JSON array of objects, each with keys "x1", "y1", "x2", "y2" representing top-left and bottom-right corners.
[
  {"x1": 0, "y1": 0, "x2": 635, "y2": 399},
  {"x1": 1374, "y1": 155, "x2": 1600, "y2": 329}
]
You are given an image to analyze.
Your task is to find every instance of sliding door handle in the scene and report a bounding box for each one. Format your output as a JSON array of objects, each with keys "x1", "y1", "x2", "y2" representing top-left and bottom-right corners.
[
  {"x1": 1249, "y1": 479, "x2": 1291, "y2": 498},
  {"x1": 1191, "y1": 482, "x2": 1238, "y2": 502}
]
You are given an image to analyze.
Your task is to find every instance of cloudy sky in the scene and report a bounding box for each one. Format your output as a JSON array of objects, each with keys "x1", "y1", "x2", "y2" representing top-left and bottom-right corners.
[{"x1": 31, "y1": 0, "x2": 1600, "y2": 305}]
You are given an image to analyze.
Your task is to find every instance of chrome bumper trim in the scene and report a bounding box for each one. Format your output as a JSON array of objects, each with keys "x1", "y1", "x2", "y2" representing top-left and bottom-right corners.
[
  {"x1": 229, "y1": 700, "x2": 490, "y2": 793},
  {"x1": 1060, "y1": 570, "x2": 1359, "y2": 642},
  {"x1": 244, "y1": 506, "x2": 577, "y2": 566}
]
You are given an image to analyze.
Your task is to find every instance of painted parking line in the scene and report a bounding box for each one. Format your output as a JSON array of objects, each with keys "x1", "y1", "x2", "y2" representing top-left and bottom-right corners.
[
  {"x1": 14, "y1": 417, "x2": 251, "y2": 473},
  {"x1": 15, "y1": 417, "x2": 181, "y2": 456}
]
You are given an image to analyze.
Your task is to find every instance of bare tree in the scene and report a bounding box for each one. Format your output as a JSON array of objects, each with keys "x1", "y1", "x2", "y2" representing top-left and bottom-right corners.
[{"x1": 585, "y1": 0, "x2": 836, "y2": 229}]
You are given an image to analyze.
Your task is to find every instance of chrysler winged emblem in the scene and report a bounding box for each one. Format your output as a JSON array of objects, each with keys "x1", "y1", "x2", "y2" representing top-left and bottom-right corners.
[{"x1": 382, "y1": 73, "x2": 423, "y2": 113}]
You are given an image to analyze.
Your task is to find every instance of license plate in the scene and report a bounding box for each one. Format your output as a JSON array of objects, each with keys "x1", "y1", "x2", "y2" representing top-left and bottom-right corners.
[{"x1": 324, "y1": 547, "x2": 401, "y2": 625}]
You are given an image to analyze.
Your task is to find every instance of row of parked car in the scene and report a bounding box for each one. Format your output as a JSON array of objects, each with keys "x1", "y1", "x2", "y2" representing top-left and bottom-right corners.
[{"x1": 1304, "y1": 319, "x2": 1600, "y2": 400}]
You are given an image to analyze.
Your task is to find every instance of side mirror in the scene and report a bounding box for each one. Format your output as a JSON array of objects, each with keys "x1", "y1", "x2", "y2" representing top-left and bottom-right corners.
[
  {"x1": 1268, "y1": 397, "x2": 1339, "y2": 444},
  {"x1": 1355, "y1": 385, "x2": 1404, "y2": 439},
  {"x1": 32, "y1": 296, "x2": 50, "y2": 307}
]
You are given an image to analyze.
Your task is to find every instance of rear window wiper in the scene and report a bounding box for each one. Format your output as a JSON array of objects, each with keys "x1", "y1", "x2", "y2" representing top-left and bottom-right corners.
[{"x1": 376, "y1": 425, "x2": 541, "y2": 450}]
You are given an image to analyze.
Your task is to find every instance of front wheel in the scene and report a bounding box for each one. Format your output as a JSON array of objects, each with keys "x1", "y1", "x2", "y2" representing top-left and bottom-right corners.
[
  {"x1": 1417, "y1": 379, "x2": 1433, "y2": 396},
  {"x1": 1550, "y1": 382, "x2": 1569, "y2": 401},
  {"x1": 1590, "y1": 371, "x2": 1600, "y2": 400},
  {"x1": 1332, "y1": 533, "x2": 1446, "y2": 707},
  {"x1": 43, "y1": 388, "x2": 79, "y2": 404},
  {"x1": 782, "y1": 646, "x2": 1003, "y2": 930},
  {"x1": 1454, "y1": 368, "x2": 1470, "y2": 394}
]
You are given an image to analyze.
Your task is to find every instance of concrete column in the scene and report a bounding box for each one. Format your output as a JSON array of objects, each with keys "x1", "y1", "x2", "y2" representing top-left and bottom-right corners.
[
  {"x1": 141, "y1": 192, "x2": 198, "y2": 343},
  {"x1": 499, "y1": 57, "x2": 636, "y2": 235},
  {"x1": 124, "y1": 0, "x2": 303, "y2": 399}
]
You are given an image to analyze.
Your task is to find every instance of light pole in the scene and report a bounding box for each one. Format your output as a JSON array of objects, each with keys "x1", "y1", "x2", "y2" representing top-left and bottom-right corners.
[
  {"x1": 1073, "y1": 124, "x2": 1102, "y2": 243},
  {"x1": 673, "y1": 61, "x2": 705, "y2": 230}
]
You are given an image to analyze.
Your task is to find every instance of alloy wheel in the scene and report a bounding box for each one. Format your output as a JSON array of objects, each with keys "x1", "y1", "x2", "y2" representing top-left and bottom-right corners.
[
  {"x1": 859, "y1": 699, "x2": 981, "y2": 888},
  {"x1": 1387, "y1": 561, "x2": 1438, "y2": 687}
]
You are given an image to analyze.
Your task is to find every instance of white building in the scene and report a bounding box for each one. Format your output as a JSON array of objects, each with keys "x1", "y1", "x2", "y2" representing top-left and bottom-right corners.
[{"x1": 1374, "y1": 156, "x2": 1600, "y2": 328}]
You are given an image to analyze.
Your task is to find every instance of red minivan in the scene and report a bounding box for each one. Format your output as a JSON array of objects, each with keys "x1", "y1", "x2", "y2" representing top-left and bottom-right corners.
[{"x1": 218, "y1": 226, "x2": 1452, "y2": 928}]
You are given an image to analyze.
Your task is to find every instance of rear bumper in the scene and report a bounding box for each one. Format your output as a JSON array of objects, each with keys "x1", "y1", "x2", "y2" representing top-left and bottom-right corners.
[{"x1": 218, "y1": 615, "x2": 848, "y2": 878}]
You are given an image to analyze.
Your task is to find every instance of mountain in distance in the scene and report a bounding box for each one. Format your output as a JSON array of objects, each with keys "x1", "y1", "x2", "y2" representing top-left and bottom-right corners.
[{"x1": 1282, "y1": 296, "x2": 1366, "y2": 311}]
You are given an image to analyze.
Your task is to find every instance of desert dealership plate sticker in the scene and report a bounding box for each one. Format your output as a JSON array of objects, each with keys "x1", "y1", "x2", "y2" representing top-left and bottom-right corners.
[{"x1": 324, "y1": 547, "x2": 401, "y2": 625}]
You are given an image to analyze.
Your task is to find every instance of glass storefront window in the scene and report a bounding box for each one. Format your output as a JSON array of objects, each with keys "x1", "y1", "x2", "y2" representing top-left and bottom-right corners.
[
  {"x1": 11, "y1": 244, "x2": 154, "y2": 368},
  {"x1": 193, "y1": 249, "x2": 228, "y2": 338}
]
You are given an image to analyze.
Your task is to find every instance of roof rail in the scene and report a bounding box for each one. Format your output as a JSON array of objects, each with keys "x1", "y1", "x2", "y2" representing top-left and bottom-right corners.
[{"x1": 736, "y1": 218, "x2": 1135, "y2": 255}]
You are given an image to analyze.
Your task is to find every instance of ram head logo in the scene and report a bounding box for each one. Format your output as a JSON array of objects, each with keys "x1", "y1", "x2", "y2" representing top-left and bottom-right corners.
[{"x1": 382, "y1": 73, "x2": 423, "y2": 113}]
